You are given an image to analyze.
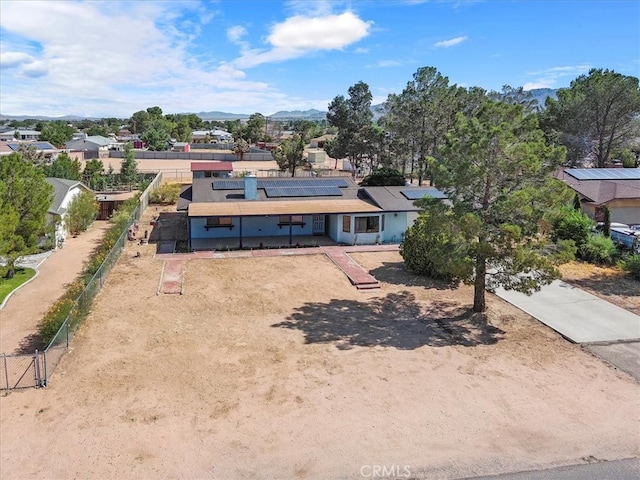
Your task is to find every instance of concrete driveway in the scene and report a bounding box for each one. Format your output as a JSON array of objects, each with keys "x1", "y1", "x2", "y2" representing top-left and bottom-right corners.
[{"x1": 495, "y1": 280, "x2": 640, "y2": 343}]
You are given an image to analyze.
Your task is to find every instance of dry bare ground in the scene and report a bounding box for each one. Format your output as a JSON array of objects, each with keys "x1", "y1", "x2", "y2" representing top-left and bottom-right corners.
[
  {"x1": 558, "y1": 261, "x2": 640, "y2": 316},
  {"x1": 0, "y1": 207, "x2": 638, "y2": 479}
]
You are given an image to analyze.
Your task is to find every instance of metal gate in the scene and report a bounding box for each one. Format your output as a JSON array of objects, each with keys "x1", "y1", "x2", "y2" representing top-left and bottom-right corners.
[{"x1": 1, "y1": 351, "x2": 44, "y2": 390}]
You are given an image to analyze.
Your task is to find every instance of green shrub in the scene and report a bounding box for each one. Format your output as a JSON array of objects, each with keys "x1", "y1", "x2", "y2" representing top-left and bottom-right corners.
[
  {"x1": 621, "y1": 254, "x2": 640, "y2": 280},
  {"x1": 552, "y1": 207, "x2": 593, "y2": 249},
  {"x1": 579, "y1": 234, "x2": 618, "y2": 265},
  {"x1": 149, "y1": 183, "x2": 181, "y2": 205},
  {"x1": 548, "y1": 239, "x2": 577, "y2": 264},
  {"x1": 39, "y1": 192, "x2": 141, "y2": 346}
]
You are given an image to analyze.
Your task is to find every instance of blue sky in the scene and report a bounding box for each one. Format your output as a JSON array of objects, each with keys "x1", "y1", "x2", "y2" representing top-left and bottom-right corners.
[{"x1": 0, "y1": 0, "x2": 638, "y2": 118}]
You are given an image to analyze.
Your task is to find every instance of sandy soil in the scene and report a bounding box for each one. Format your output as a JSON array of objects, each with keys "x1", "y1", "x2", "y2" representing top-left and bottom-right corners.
[
  {"x1": 0, "y1": 221, "x2": 111, "y2": 354},
  {"x1": 1, "y1": 207, "x2": 638, "y2": 479},
  {"x1": 558, "y1": 261, "x2": 640, "y2": 316}
]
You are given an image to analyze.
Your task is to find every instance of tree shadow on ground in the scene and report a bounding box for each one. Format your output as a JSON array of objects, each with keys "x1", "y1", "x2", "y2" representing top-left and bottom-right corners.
[
  {"x1": 272, "y1": 290, "x2": 504, "y2": 350},
  {"x1": 16, "y1": 332, "x2": 44, "y2": 354},
  {"x1": 147, "y1": 211, "x2": 188, "y2": 244},
  {"x1": 367, "y1": 261, "x2": 459, "y2": 291}
]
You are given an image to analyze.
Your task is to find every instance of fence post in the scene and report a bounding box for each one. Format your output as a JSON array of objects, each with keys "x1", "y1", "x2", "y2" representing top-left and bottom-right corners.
[
  {"x1": 42, "y1": 350, "x2": 48, "y2": 387},
  {"x1": 34, "y1": 349, "x2": 40, "y2": 387},
  {"x1": 2, "y1": 354, "x2": 8, "y2": 390},
  {"x1": 66, "y1": 319, "x2": 70, "y2": 348}
]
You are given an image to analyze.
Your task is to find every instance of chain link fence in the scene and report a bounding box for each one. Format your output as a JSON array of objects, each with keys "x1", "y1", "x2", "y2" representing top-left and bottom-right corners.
[{"x1": 1, "y1": 172, "x2": 163, "y2": 390}]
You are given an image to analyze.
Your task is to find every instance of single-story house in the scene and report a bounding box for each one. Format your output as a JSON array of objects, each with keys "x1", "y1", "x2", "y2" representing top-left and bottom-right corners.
[
  {"x1": 0, "y1": 129, "x2": 41, "y2": 141},
  {"x1": 66, "y1": 135, "x2": 120, "y2": 152},
  {"x1": 191, "y1": 129, "x2": 233, "y2": 144},
  {"x1": 191, "y1": 161, "x2": 234, "y2": 178},
  {"x1": 45, "y1": 177, "x2": 93, "y2": 247},
  {"x1": 0, "y1": 141, "x2": 60, "y2": 159},
  {"x1": 309, "y1": 134, "x2": 334, "y2": 149},
  {"x1": 177, "y1": 174, "x2": 445, "y2": 250},
  {"x1": 557, "y1": 168, "x2": 640, "y2": 225}
]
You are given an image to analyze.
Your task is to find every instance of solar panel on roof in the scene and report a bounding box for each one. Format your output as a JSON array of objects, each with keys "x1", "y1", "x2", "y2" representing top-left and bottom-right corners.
[
  {"x1": 212, "y1": 180, "x2": 244, "y2": 190},
  {"x1": 566, "y1": 168, "x2": 640, "y2": 181},
  {"x1": 401, "y1": 189, "x2": 447, "y2": 200},
  {"x1": 265, "y1": 186, "x2": 343, "y2": 198}
]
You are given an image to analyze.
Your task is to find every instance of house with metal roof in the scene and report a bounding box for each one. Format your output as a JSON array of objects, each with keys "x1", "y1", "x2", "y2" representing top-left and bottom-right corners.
[
  {"x1": 65, "y1": 135, "x2": 120, "y2": 152},
  {"x1": 45, "y1": 177, "x2": 93, "y2": 248},
  {"x1": 557, "y1": 168, "x2": 640, "y2": 225},
  {"x1": 177, "y1": 169, "x2": 446, "y2": 250},
  {"x1": 0, "y1": 129, "x2": 41, "y2": 141}
]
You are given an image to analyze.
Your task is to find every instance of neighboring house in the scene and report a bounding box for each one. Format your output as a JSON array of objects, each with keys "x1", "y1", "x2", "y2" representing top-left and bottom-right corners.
[
  {"x1": 172, "y1": 142, "x2": 190, "y2": 152},
  {"x1": 66, "y1": 135, "x2": 119, "y2": 152},
  {"x1": 45, "y1": 177, "x2": 93, "y2": 247},
  {"x1": 557, "y1": 168, "x2": 640, "y2": 225},
  {"x1": 192, "y1": 129, "x2": 233, "y2": 144},
  {"x1": 191, "y1": 161, "x2": 233, "y2": 178},
  {"x1": 0, "y1": 141, "x2": 60, "y2": 159},
  {"x1": 309, "y1": 134, "x2": 334, "y2": 149},
  {"x1": 0, "y1": 129, "x2": 41, "y2": 141},
  {"x1": 177, "y1": 170, "x2": 445, "y2": 250}
]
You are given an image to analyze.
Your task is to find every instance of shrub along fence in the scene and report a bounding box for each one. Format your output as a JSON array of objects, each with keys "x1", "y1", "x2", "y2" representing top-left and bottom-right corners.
[{"x1": 0, "y1": 172, "x2": 162, "y2": 390}]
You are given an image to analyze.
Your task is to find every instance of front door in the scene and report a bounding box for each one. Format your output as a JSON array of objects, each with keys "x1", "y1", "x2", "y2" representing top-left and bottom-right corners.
[{"x1": 312, "y1": 215, "x2": 325, "y2": 235}]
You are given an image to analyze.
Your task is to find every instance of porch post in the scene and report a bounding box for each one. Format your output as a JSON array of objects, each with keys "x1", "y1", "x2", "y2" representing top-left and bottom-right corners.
[{"x1": 288, "y1": 215, "x2": 293, "y2": 245}]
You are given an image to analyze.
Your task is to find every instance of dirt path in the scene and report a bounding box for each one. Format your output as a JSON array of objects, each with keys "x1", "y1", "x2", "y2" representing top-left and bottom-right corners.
[{"x1": 0, "y1": 221, "x2": 110, "y2": 354}]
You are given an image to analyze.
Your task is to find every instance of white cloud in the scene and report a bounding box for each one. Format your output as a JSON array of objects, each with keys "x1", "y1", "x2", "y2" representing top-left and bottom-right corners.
[
  {"x1": 354, "y1": 47, "x2": 369, "y2": 54},
  {"x1": 233, "y1": 11, "x2": 371, "y2": 68},
  {"x1": 375, "y1": 60, "x2": 402, "y2": 68},
  {"x1": 269, "y1": 12, "x2": 371, "y2": 49},
  {"x1": 227, "y1": 25, "x2": 248, "y2": 43},
  {"x1": 433, "y1": 36, "x2": 468, "y2": 48},
  {"x1": 0, "y1": 51, "x2": 35, "y2": 68},
  {"x1": 523, "y1": 64, "x2": 591, "y2": 90}
]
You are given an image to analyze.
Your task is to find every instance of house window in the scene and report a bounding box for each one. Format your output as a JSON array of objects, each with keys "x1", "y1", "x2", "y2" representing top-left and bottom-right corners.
[
  {"x1": 205, "y1": 217, "x2": 233, "y2": 229},
  {"x1": 354, "y1": 216, "x2": 380, "y2": 233},
  {"x1": 343, "y1": 215, "x2": 351, "y2": 233},
  {"x1": 278, "y1": 215, "x2": 304, "y2": 227}
]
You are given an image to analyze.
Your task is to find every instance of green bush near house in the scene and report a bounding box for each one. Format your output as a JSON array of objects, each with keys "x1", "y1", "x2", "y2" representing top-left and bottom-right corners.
[
  {"x1": 0, "y1": 267, "x2": 36, "y2": 305},
  {"x1": 149, "y1": 183, "x2": 181, "y2": 205},
  {"x1": 621, "y1": 254, "x2": 640, "y2": 280},
  {"x1": 39, "y1": 194, "x2": 141, "y2": 346},
  {"x1": 579, "y1": 234, "x2": 618, "y2": 265}
]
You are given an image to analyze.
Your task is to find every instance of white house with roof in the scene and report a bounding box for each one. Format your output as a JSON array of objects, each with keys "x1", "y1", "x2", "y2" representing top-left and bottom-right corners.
[
  {"x1": 45, "y1": 177, "x2": 93, "y2": 247},
  {"x1": 66, "y1": 135, "x2": 120, "y2": 152},
  {"x1": 192, "y1": 129, "x2": 233, "y2": 144},
  {"x1": 0, "y1": 129, "x2": 41, "y2": 141}
]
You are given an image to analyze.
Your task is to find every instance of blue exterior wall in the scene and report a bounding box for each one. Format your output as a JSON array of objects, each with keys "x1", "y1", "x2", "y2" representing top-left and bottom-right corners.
[
  {"x1": 189, "y1": 211, "x2": 416, "y2": 246},
  {"x1": 190, "y1": 215, "x2": 315, "y2": 239}
]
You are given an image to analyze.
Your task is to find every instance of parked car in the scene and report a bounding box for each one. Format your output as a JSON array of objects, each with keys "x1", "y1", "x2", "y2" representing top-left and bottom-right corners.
[{"x1": 610, "y1": 227, "x2": 640, "y2": 253}]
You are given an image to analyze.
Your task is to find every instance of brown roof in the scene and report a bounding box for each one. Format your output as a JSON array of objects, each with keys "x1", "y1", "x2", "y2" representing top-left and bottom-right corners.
[
  {"x1": 190, "y1": 161, "x2": 233, "y2": 172},
  {"x1": 188, "y1": 199, "x2": 382, "y2": 217},
  {"x1": 557, "y1": 170, "x2": 640, "y2": 204}
]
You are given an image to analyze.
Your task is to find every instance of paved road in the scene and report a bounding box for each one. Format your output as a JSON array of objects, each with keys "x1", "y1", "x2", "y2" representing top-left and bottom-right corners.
[
  {"x1": 495, "y1": 280, "x2": 640, "y2": 343},
  {"x1": 584, "y1": 341, "x2": 640, "y2": 381},
  {"x1": 463, "y1": 457, "x2": 640, "y2": 480}
]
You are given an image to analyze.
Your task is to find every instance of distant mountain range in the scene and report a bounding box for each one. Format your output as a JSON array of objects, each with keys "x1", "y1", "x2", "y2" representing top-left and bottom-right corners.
[{"x1": 0, "y1": 89, "x2": 558, "y2": 122}]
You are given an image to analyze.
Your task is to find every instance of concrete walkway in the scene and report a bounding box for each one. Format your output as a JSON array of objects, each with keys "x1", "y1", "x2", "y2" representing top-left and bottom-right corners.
[{"x1": 495, "y1": 280, "x2": 640, "y2": 343}]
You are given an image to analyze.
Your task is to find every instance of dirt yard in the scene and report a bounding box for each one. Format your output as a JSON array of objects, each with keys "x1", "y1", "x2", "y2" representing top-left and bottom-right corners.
[
  {"x1": 1, "y1": 205, "x2": 638, "y2": 479},
  {"x1": 558, "y1": 261, "x2": 640, "y2": 316}
]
